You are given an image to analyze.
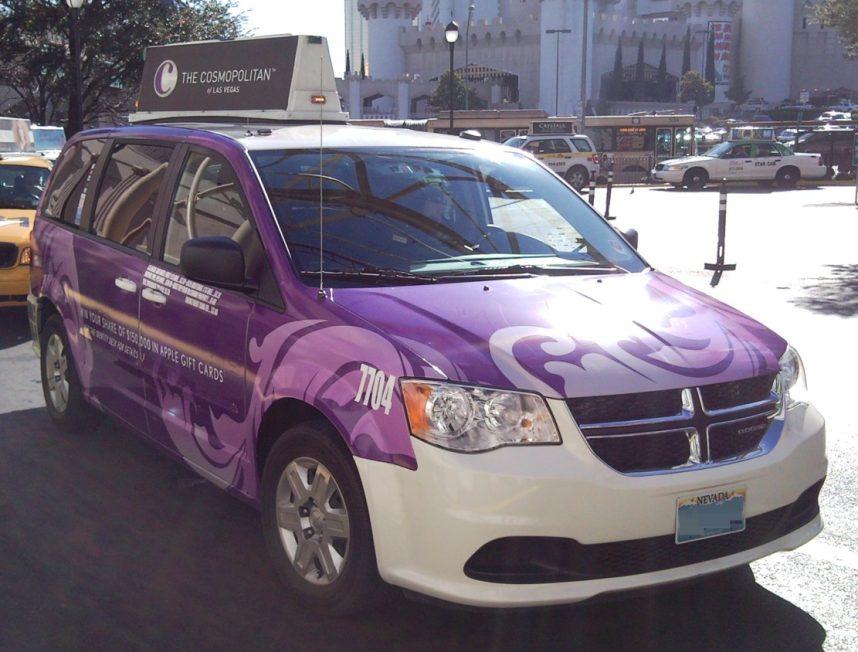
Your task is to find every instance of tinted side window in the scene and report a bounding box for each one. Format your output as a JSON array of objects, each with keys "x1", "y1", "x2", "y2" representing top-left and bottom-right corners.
[
  {"x1": 91, "y1": 142, "x2": 173, "y2": 253},
  {"x1": 572, "y1": 137, "x2": 593, "y2": 153},
  {"x1": 164, "y1": 151, "x2": 282, "y2": 307},
  {"x1": 755, "y1": 143, "x2": 781, "y2": 157},
  {"x1": 43, "y1": 139, "x2": 106, "y2": 225},
  {"x1": 544, "y1": 139, "x2": 571, "y2": 153}
]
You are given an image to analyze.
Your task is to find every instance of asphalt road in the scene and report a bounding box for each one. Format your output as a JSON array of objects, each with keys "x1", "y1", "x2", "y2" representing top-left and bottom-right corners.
[{"x1": 1, "y1": 184, "x2": 856, "y2": 651}]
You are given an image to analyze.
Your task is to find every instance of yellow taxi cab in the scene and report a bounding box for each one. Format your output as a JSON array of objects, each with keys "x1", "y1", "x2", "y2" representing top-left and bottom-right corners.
[{"x1": 0, "y1": 155, "x2": 51, "y2": 307}]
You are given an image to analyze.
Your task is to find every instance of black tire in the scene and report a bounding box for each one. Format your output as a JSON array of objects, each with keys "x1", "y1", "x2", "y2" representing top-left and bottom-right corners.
[
  {"x1": 683, "y1": 168, "x2": 709, "y2": 191},
  {"x1": 261, "y1": 420, "x2": 386, "y2": 615},
  {"x1": 565, "y1": 165, "x2": 589, "y2": 191},
  {"x1": 775, "y1": 166, "x2": 800, "y2": 188},
  {"x1": 40, "y1": 313, "x2": 93, "y2": 430}
]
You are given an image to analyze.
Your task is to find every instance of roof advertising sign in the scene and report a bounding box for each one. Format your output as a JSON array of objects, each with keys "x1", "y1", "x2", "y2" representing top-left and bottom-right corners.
[{"x1": 133, "y1": 35, "x2": 346, "y2": 123}]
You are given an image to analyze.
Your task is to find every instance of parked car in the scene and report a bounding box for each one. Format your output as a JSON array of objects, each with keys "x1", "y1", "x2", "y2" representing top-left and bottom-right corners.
[
  {"x1": 652, "y1": 139, "x2": 826, "y2": 189},
  {"x1": 790, "y1": 127, "x2": 856, "y2": 178},
  {"x1": 0, "y1": 155, "x2": 51, "y2": 307}
]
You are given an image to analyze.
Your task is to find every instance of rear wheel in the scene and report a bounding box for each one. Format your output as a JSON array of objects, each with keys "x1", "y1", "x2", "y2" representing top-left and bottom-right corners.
[
  {"x1": 261, "y1": 421, "x2": 386, "y2": 615},
  {"x1": 683, "y1": 168, "x2": 709, "y2": 191},
  {"x1": 775, "y1": 166, "x2": 800, "y2": 188},
  {"x1": 565, "y1": 165, "x2": 589, "y2": 191},
  {"x1": 40, "y1": 314, "x2": 92, "y2": 430}
]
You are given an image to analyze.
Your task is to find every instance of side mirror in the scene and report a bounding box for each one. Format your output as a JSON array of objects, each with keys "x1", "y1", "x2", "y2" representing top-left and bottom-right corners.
[
  {"x1": 180, "y1": 236, "x2": 253, "y2": 291},
  {"x1": 623, "y1": 228, "x2": 639, "y2": 250}
]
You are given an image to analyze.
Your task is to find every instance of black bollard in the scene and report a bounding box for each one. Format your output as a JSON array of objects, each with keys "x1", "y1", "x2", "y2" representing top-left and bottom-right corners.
[
  {"x1": 704, "y1": 181, "x2": 737, "y2": 287},
  {"x1": 588, "y1": 176, "x2": 596, "y2": 206},
  {"x1": 604, "y1": 169, "x2": 615, "y2": 220}
]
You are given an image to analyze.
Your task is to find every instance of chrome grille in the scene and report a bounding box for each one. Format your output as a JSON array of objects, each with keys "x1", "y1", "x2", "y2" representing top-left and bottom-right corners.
[
  {"x1": 0, "y1": 243, "x2": 17, "y2": 268},
  {"x1": 568, "y1": 376, "x2": 779, "y2": 474}
]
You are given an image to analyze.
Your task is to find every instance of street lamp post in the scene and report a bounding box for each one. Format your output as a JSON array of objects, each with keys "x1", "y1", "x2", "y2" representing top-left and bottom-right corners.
[
  {"x1": 445, "y1": 20, "x2": 459, "y2": 132},
  {"x1": 545, "y1": 28, "x2": 571, "y2": 116},
  {"x1": 464, "y1": 4, "x2": 474, "y2": 111},
  {"x1": 66, "y1": 0, "x2": 89, "y2": 136},
  {"x1": 579, "y1": 0, "x2": 590, "y2": 126}
]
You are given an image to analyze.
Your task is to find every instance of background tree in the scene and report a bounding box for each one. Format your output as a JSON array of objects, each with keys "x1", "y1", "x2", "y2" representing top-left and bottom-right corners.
[
  {"x1": 345, "y1": 50, "x2": 351, "y2": 77},
  {"x1": 431, "y1": 70, "x2": 484, "y2": 111},
  {"x1": 681, "y1": 27, "x2": 692, "y2": 76},
  {"x1": 609, "y1": 40, "x2": 624, "y2": 101},
  {"x1": 634, "y1": 38, "x2": 646, "y2": 100},
  {"x1": 656, "y1": 40, "x2": 668, "y2": 101},
  {"x1": 360, "y1": 52, "x2": 366, "y2": 79},
  {"x1": 680, "y1": 70, "x2": 714, "y2": 106},
  {"x1": 0, "y1": 0, "x2": 244, "y2": 131},
  {"x1": 814, "y1": 0, "x2": 858, "y2": 57},
  {"x1": 725, "y1": 75, "x2": 751, "y2": 107},
  {"x1": 705, "y1": 30, "x2": 717, "y2": 85}
]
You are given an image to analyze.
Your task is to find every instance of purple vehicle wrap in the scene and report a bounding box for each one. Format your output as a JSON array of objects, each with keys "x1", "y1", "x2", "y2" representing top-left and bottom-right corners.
[{"x1": 30, "y1": 126, "x2": 787, "y2": 506}]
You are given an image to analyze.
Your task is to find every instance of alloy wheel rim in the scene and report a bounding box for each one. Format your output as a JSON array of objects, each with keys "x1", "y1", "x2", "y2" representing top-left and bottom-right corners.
[
  {"x1": 569, "y1": 171, "x2": 585, "y2": 188},
  {"x1": 275, "y1": 457, "x2": 351, "y2": 586},
  {"x1": 45, "y1": 333, "x2": 69, "y2": 413}
]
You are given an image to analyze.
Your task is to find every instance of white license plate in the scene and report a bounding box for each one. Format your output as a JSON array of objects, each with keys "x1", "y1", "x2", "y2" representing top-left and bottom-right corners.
[{"x1": 676, "y1": 487, "x2": 746, "y2": 544}]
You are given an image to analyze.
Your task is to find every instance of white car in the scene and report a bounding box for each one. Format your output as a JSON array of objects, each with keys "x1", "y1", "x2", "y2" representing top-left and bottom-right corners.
[
  {"x1": 505, "y1": 134, "x2": 600, "y2": 190},
  {"x1": 651, "y1": 140, "x2": 826, "y2": 190}
]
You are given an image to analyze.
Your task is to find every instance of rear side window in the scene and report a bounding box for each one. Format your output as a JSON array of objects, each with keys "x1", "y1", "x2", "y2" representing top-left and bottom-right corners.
[
  {"x1": 164, "y1": 150, "x2": 281, "y2": 307},
  {"x1": 755, "y1": 143, "x2": 781, "y2": 157},
  {"x1": 571, "y1": 137, "x2": 593, "y2": 153},
  {"x1": 91, "y1": 142, "x2": 173, "y2": 253},
  {"x1": 43, "y1": 139, "x2": 106, "y2": 225}
]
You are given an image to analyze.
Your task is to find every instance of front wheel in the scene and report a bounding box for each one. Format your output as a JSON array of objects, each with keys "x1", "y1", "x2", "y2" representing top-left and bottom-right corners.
[
  {"x1": 683, "y1": 168, "x2": 709, "y2": 191},
  {"x1": 565, "y1": 165, "x2": 589, "y2": 191},
  {"x1": 261, "y1": 421, "x2": 386, "y2": 615},
  {"x1": 40, "y1": 314, "x2": 93, "y2": 430}
]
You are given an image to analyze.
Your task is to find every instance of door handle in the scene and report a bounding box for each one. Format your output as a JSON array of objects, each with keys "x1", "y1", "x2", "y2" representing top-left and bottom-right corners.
[
  {"x1": 141, "y1": 288, "x2": 167, "y2": 306},
  {"x1": 114, "y1": 277, "x2": 137, "y2": 293}
]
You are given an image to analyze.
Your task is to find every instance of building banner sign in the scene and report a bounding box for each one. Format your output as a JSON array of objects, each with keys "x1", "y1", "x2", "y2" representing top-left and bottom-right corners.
[{"x1": 709, "y1": 21, "x2": 733, "y2": 86}]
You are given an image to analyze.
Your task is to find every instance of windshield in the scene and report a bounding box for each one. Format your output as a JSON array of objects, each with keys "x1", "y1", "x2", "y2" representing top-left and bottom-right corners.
[
  {"x1": 251, "y1": 147, "x2": 646, "y2": 284},
  {"x1": 704, "y1": 142, "x2": 732, "y2": 158},
  {"x1": 33, "y1": 129, "x2": 66, "y2": 151},
  {"x1": 502, "y1": 136, "x2": 525, "y2": 148},
  {"x1": 0, "y1": 164, "x2": 49, "y2": 209}
]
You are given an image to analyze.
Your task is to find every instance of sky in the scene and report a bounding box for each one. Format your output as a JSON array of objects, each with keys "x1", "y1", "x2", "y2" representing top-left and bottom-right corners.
[{"x1": 234, "y1": 1, "x2": 347, "y2": 77}]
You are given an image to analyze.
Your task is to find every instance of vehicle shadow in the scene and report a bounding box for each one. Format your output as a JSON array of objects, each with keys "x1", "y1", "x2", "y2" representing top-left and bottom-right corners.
[
  {"x1": 790, "y1": 264, "x2": 858, "y2": 317},
  {"x1": 0, "y1": 407, "x2": 827, "y2": 651},
  {"x1": 0, "y1": 307, "x2": 31, "y2": 350}
]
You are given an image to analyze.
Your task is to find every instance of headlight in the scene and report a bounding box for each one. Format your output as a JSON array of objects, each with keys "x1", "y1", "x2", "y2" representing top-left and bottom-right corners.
[
  {"x1": 774, "y1": 345, "x2": 808, "y2": 411},
  {"x1": 401, "y1": 380, "x2": 561, "y2": 452},
  {"x1": 19, "y1": 247, "x2": 31, "y2": 265}
]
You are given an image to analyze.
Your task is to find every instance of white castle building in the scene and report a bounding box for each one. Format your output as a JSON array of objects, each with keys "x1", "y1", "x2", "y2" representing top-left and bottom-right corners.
[{"x1": 340, "y1": 0, "x2": 858, "y2": 119}]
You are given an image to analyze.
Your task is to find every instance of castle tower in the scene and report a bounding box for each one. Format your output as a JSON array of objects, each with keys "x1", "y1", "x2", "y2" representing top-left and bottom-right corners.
[
  {"x1": 740, "y1": 0, "x2": 797, "y2": 103},
  {"x1": 358, "y1": 1, "x2": 422, "y2": 79}
]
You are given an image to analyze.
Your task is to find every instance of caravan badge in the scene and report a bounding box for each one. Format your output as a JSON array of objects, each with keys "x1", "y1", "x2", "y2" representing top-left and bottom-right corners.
[{"x1": 154, "y1": 59, "x2": 178, "y2": 98}]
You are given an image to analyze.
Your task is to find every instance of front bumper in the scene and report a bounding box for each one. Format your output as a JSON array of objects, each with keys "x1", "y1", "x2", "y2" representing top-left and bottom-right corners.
[
  {"x1": 651, "y1": 169, "x2": 686, "y2": 183},
  {"x1": 0, "y1": 264, "x2": 29, "y2": 307},
  {"x1": 356, "y1": 399, "x2": 826, "y2": 607}
]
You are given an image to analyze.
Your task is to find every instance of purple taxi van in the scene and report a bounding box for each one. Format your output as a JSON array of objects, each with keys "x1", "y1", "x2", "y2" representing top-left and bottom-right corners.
[{"x1": 28, "y1": 36, "x2": 826, "y2": 613}]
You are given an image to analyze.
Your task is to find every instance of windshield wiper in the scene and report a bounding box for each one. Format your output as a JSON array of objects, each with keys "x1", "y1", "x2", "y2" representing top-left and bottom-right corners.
[
  {"x1": 436, "y1": 263, "x2": 626, "y2": 278},
  {"x1": 300, "y1": 266, "x2": 437, "y2": 284}
]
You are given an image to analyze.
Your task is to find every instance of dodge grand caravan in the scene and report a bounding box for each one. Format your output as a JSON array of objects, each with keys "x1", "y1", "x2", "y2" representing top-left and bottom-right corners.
[{"x1": 28, "y1": 35, "x2": 826, "y2": 614}]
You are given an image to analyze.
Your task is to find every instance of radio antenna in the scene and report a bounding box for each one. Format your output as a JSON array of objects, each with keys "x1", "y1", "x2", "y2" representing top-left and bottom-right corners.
[{"x1": 317, "y1": 55, "x2": 326, "y2": 300}]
